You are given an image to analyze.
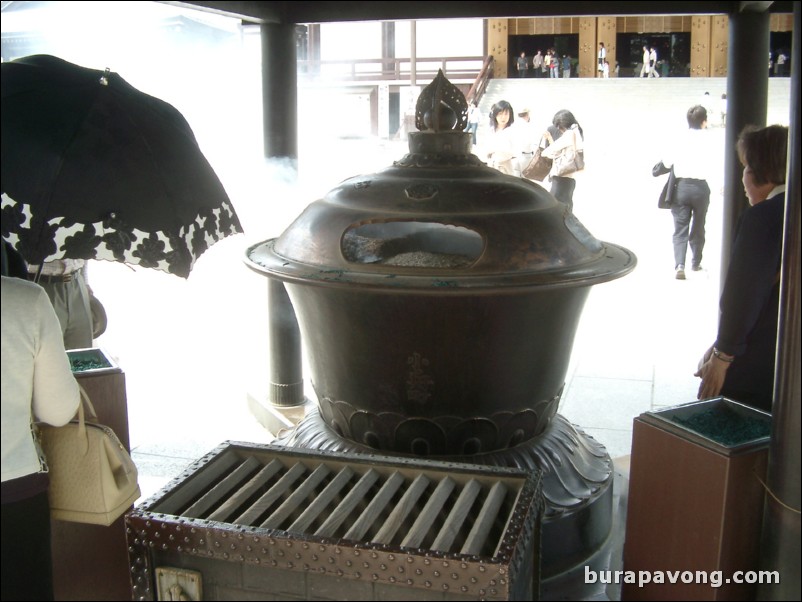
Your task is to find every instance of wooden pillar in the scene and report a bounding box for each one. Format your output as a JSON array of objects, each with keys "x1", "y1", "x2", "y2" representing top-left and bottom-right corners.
[
  {"x1": 578, "y1": 17, "x2": 596, "y2": 78},
  {"x1": 410, "y1": 20, "x2": 417, "y2": 86},
  {"x1": 690, "y1": 15, "x2": 713, "y2": 76},
  {"x1": 596, "y1": 16, "x2": 617, "y2": 78},
  {"x1": 488, "y1": 19, "x2": 508, "y2": 78},
  {"x1": 382, "y1": 21, "x2": 395, "y2": 78},
  {"x1": 710, "y1": 15, "x2": 729, "y2": 76}
]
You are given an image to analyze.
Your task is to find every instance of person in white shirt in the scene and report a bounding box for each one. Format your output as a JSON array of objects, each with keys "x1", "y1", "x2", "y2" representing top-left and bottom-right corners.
[
  {"x1": 27, "y1": 259, "x2": 93, "y2": 349},
  {"x1": 655, "y1": 105, "x2": 713, "y2": 279},
  {"x1": 648, "y1": 47, "x2": 660, "y2": 78},
  {"x1": 2, "y1": 273, "x2": 80, "y2": 600},
  {"x1": 486, "y1": 100, "x2": 517, "y2": 175},
  {"x1": 597, "y1": 43, "x2": 606, "y2": 77},
  {"x1": 640, "y1": 46, "x2": 650, "y2": 77},
  {"x1": 514, "y1": 108, "x2": 539, "y2": 176},
  {"x1": 467, "y1": 101, "x2": 481, "y2": 146}
]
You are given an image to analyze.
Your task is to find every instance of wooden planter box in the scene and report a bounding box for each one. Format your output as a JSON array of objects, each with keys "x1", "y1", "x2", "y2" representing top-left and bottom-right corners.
[{"x1": 622, "y1": 398, "x2": 771, "y2": 601}]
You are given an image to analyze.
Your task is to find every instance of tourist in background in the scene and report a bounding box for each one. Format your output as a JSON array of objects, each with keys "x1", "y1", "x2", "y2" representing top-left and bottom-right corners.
[
  {"x1": 541, "y1": 109, "x2": 585, "y2": 211},
  {"x1": 486, "y1": 100, "x2": 517, "y2": 175},
  {"x1": 467, "y1": 101, "x2": 481, "y2": 147},
  {"x1": 640, "y1": 45, "x2": 650, "y2": 77},
  {"x1": 655, "y1": 105, "x2": 713, "y2": 280},
  {"x1": 516, "y1": 51, "x2": 528, "y2": 78},
  {"x1": 532, "y1": 50, "x2": 544, "y2": 78},
  {"x1": 597, "y1": 42, "x2": 606, "y2": 77}
]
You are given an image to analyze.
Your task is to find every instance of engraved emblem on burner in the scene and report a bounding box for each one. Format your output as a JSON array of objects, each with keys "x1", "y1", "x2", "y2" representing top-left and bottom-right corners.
[{"x1": 406, "y1": 352, "x2": 434, "y2": 403}]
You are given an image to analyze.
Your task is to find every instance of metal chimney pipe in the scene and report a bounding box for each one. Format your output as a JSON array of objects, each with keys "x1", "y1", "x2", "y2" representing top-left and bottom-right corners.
[{"x1": 267, "y1": 279, "x2": 305, "y2": 407}]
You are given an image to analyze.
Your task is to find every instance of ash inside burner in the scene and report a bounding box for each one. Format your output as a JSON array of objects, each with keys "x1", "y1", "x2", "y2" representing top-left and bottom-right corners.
[{"x1": 342, "y1": 221, "x2": 483, "y2": 267}]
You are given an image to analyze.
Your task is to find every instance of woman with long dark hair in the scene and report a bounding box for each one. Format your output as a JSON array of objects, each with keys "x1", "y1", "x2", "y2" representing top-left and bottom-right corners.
[
  {"x1": 486, "y1": 100, "x2": 516, "y2": 175},
  {"x1": 541, "y1": 109, "x2": 584, "y2": 210}
]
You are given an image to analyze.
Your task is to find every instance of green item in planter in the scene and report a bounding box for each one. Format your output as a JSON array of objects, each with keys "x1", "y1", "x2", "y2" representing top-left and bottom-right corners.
[
  {"x1": 69, "y1": 357, "x2": 110, "y2": 372},
  {"x1": 67, "y1": 349, "x2": 113, "y2": 373},
  {"x1": 672, "y1": 404, "x2": 771, "y2": 447}
]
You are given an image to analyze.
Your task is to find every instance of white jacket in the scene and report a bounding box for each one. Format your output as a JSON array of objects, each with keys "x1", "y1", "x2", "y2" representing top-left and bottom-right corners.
[{"x1": 2, "y1": 277, "x2": 80, "y2": 482}]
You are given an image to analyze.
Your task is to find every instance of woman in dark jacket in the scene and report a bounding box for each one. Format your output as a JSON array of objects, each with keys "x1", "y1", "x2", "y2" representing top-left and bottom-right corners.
[{"x1": 695, "y1": 124, "x2": 788, "y2": 413}]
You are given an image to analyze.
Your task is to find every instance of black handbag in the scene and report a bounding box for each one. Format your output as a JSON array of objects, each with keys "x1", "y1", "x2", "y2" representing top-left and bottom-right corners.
[
  {"x1": 522, "y1": 147, "x2": 552, "y2": 181},
  {"x1": 522, "y1": 131, "x2": 554, "y2": 181},
  {"x1": 653, "y1": 161, "x2": 677, "y2": 209}
]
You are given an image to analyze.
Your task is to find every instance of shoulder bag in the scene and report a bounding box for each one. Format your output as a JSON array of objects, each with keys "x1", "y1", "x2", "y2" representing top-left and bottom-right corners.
[
  {"x1": 522, "y1": 131, "x2": 554, "y2": 181},
  {"x1": 37, "y1": 386, "x2": 140, "y2": 526},
  {"x1": 653, "y1": 161, "x2": 677, "y2": 209},
  {"x1": 551, "y1": 129, "x2": 585, "y2": 177}
]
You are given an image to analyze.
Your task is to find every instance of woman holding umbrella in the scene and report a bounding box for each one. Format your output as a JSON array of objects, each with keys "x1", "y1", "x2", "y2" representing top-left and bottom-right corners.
[{"x1": 27, "y1": 259, "x2": 94, "y2": 350}]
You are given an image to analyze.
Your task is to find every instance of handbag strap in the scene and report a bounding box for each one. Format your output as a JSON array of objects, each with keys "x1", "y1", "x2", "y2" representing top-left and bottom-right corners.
[
  {"x1": 78, "y1": 384, "x2": 98, "y2": 421},
  {"x1": 74, "y1": 384, "x2": 99, "y2": 455}
]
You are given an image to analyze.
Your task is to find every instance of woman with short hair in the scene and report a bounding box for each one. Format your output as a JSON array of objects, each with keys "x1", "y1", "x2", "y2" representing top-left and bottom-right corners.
[{"x1": 695, "y1": 124, "x2": 789, "y2": 413}]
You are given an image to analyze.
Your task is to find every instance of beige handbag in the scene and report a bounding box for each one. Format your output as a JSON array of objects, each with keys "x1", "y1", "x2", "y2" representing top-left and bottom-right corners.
[
  {"x1": 551, "y1": 129, "x2": 585, "y2": 177},
  {"x1": 38, "y1": 387, "x2": 140, "y2": 526}
]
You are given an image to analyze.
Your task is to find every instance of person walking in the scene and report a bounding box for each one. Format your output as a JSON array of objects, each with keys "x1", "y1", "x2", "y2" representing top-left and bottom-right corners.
[
  {"x1": 532, "y1": 50, "x2": 543, "y2": 78},
  {"x1": 695, "y1": 125, "x2": 788, "y2": 413},
  {"x1": 561, "y1": 54, "x2": 572, "y2": 78},
  {"x1": 648, "y1": 47, "x2": 660, "y2": 78},
  {"x1": 549, "y1": 49, "x2": 559, "y2": 78},
  {"x1": 597, "y1": 43, "x2": 606, "y2": 77},
  {"x1": 516, "y1": 51, "x2": 528, "y2": 78},
  {"x1": 640, "y1": 46, "x2": 650, "y2": 77},
  {"x1": 541, "y1": 109, "x2": 584, "y2": 211},
  {"x1": 486, "y1": 100, "x2": 517, "y2": 175},
  {"x1": 467, "y1": 101, "x2": 481, "y2": 146},
  {"x1": 514, "y1": 107, "x2": 538, "y2": 176},
  {"x1": 655, "y1": 105, "x2": 713, "y2": 280}
]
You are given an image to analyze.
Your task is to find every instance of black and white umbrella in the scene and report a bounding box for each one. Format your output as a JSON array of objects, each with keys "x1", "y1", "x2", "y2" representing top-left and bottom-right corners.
[{"x1": 1, "y1": 54, "x2": 242, "y2": 278}]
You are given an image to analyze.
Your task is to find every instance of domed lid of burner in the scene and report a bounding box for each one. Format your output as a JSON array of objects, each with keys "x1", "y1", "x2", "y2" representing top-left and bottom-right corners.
[{"x1": 246, "y1": 71, "x2": 636, "y2": 291}]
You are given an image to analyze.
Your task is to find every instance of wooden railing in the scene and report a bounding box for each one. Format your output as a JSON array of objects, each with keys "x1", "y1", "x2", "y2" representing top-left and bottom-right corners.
[
  {"x1": 466, "y1": 55, "x2": 494, "y2": 104},
  {"x1": 297, "y1": 56, "x2": 485, "y2": 82}
]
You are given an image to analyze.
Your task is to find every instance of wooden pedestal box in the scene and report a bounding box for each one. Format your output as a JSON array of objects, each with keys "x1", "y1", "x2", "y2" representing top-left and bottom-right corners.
[
  {"x1": 51, "y1": 348, "x2": 135, "y2": 601},
  {"x1": 622, "y1": 398, "x2": 770, "y2": 601}
]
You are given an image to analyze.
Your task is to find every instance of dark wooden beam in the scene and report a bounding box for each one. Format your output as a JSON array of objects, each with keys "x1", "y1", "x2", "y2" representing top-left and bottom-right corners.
[{"x1": 165, "y1": 1, "x2": 755, "y2": 24}]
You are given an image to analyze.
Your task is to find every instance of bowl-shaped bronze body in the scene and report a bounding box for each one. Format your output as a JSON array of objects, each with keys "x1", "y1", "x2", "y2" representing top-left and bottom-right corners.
[{"x1": 247, "y1": 127, "x2": 635, "y2": 456}]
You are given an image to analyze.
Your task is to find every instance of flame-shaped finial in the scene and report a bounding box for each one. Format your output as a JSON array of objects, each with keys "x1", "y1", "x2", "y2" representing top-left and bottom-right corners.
[{"x1": 415, "y1": 70, "x2": 469, "y2": 133}]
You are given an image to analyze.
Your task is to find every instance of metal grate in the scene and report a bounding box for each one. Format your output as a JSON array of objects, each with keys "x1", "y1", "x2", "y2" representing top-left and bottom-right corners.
[
  {"x1": 129, "y1": 442, "x2": 542, "y2": 601},
  {"x1": 149, "y1": 445, "x2": 523, "y2": 557}
]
